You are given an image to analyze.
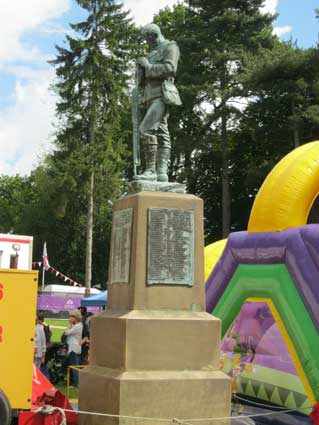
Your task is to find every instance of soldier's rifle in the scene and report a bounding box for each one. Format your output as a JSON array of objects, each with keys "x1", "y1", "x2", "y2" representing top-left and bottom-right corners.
[{"x1": 132, "y1": 66, "x2": 142, "y2": 177}]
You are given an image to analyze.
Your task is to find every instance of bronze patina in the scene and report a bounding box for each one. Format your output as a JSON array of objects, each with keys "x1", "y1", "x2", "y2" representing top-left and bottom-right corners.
[{"x1": 133, "y1": 23, "x2": 181, "y2": 183}]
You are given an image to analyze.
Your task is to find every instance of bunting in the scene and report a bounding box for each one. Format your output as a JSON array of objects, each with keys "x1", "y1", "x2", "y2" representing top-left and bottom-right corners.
[{"x1": 32, "y1": 262, "x2": 82, "y2": 287}]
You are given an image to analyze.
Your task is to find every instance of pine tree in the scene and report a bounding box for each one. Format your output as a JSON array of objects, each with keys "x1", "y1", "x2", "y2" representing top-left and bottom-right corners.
[
  {"x1": 51, "y1": 0, "x2": 137, "y2": 290},
  {"x1": 246, "y1": 41, "x2": 319, "y2": 148}
]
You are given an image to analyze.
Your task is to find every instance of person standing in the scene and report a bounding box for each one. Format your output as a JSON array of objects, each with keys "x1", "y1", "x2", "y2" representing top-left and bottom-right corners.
[
  {"x1": 34, "y1": 314, "x2": 46, "y2": 369},
  {"x1": 37, "y1": 311, "x2": 52, "y2": 378},
  {"x1": 63, "y1": 310, "x2": 83, "y2": 387}
]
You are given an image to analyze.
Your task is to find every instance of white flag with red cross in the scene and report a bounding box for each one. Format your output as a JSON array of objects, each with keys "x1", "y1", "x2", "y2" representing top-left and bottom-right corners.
[{"x1": 42, "y1": 242, "x2": 50, "y2": 271}]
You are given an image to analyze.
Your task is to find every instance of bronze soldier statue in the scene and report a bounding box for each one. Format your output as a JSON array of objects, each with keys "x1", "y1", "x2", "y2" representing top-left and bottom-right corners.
[{"x1": 134, "y1": 23, "x2": 181, "y2": 183}]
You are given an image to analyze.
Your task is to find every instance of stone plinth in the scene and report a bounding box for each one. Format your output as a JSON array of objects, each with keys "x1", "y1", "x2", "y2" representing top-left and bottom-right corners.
[
  {"x1": 80, "y1": 368, "x2": 230, "y2": 425},
  {"x1": 79, "y1": 192, "x2": 231, "y2": 425},
  {"x1": 89, "y1": 310, "x2": 221, "y2": 371}
]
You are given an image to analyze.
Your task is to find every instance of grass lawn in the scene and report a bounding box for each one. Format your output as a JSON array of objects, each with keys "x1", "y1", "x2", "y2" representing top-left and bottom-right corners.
[{"x1": 46, "y1": 318, "x2": 68, "y2": 343}]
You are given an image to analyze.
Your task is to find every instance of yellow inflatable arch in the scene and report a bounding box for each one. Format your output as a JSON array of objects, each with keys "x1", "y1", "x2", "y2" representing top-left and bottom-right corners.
[
  {"x1": 248, "y1": 141, "x2": 319, "y2": 232},
  {"x1": 205, "y1": 141, "x2": 319, "y2": 278},
  {"x1": 204, "y1": 239, "x2": 227, "y2": 281}
]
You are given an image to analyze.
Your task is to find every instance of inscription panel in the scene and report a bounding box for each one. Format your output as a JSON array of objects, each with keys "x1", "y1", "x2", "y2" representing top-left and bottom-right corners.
[
  {"x1": 110, "y1": 208, "x2": 133, "y2": 284},
  {"x1": 148, "y1": 208, "x2": 194, "y2": 286}
]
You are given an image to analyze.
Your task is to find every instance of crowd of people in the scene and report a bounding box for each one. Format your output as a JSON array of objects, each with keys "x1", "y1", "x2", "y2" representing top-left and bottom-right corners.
[{"x1": 33, "y1": 306, "x2": 94, "y2": 388}]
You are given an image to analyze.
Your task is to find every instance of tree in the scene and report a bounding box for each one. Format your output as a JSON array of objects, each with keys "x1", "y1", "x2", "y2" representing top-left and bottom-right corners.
[
  {"x1": 51, "y1": 0, "x2": 137, "y2": 290},
  {"x1": 0, "y1": 175, "x2": 33, "y2": 234},
  {"x1": 245, "y1": 41, "x2": 319, "y2": 148},
  {"x1": 226, "y1": 42, "x2": 319, "y2": 233}
]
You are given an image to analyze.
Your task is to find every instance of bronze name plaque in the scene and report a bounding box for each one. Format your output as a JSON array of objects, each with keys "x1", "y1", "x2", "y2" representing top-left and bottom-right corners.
[
  {"x1": 147, "y1": 208, "x2": 194, "y2": 286},
  {"x1": 110, "y1": 208, "x2": 133, "y2": 284}
]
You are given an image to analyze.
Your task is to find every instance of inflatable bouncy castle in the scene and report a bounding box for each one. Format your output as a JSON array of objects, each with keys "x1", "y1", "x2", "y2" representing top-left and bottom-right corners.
[{"x1": 205, "y1": 141, "x2": 319, "y2": 419}]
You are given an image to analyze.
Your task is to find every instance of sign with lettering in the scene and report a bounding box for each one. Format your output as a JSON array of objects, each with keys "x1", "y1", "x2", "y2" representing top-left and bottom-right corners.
[
  {"x1": 0, "y1": 270, "x2": 38, "y2": 409},
  {"x1": 110, "y1": 208, "x2": 133, "y2": 284},
  {"x1": 147, "y1": 208, "x2": 195, "y2": 286}
]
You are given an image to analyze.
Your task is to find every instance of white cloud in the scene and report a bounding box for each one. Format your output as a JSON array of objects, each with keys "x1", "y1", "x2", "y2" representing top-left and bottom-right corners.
[
  {"x1": 261, "y1": 0, "x2": 279, "y2": 15},
  {"x1": 273, "y1": 25, "x2": 292, "y2": 37},
  {"x1": 0, "y1": 0, "x2": 70, "y2": 64},
  {"x1": 0, "y1": 0, "x2": 179, "y2": 176},
  {"x1": 0, "y1": 68, "x2": 57, "y2": 175},
  {"x1": 260, "y1": 2, "x2": 293, "y2": 39},
  {"x1": 124, "y1": 0, "x2": 178, "y2": 26},
  {"x1": 0, "y1": 0, "x2": 70, "y2": 176}
]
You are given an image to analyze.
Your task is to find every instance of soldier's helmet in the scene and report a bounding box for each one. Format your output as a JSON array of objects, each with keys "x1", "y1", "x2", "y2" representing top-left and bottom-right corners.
[{"x1": 141, "y1": 23, "x2": 162, "y2": 37}]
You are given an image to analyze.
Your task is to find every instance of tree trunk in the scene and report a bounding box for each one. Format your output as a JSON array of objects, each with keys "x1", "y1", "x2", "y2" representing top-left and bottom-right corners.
[
  {"x1": 184, "y1": 149, "x2": 192, "y2": 188},
  {"x1": 84, "y1": 3, "x2": 99, "y2": 295},
  {"x1": 85, "y1": 171, "x2": 94, "y2": 294},
  {"x1": 291, "y1": 99, "x2": 300, "y2": 148},
  {"x1": 85, "y1": 113, "x2": 96, "y2": 295},
  {"x1": 221, "y1": 101, "x2": 231, "y2": 238}
]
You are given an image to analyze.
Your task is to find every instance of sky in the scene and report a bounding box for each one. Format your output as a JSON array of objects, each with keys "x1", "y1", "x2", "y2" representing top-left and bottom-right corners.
[{"x1": 0, "y1": 0, "x2": 318, "y2": 176}]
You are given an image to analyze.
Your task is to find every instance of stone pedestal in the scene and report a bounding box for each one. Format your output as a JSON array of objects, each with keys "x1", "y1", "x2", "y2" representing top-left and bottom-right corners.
[{"x1": 79, "y1": 192, "x2": 231, "y2": 425}]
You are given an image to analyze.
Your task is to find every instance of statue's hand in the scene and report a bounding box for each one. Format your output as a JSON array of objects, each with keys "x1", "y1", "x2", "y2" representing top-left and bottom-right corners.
[{"x1": 137, "y1": 57, "x2": 150, "y2": 69}]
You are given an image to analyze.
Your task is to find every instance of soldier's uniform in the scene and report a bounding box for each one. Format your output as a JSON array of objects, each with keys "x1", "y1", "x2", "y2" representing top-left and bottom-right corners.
[{"x1": 137, "y1": 34, "x2": 181, "y2": 182}]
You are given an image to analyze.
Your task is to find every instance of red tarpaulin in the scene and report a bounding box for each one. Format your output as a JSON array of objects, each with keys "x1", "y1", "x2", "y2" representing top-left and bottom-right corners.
[{"x1": 18, "y1": 365, "x2": 77, "y2": 425}]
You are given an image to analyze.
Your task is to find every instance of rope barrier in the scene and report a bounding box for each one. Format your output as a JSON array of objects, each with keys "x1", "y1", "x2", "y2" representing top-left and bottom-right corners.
[
  {"x1": 30, "y1": 389, "x2": 315, "y2": 425},
  {"x1": 34, "y1": 405, "x2": 67, "y2": 425},
  {"x1": 32, "y1": 403, "x2": 312, "y2": 424}
]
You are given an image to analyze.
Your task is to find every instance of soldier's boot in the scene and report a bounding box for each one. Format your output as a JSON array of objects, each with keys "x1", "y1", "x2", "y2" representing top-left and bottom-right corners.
[
  {"x1": 157, "y1": 147, "x2": 170, "y2": 182},
  {"x1": 135, "y1": 144, "x2": 157, "y2": 181}
]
